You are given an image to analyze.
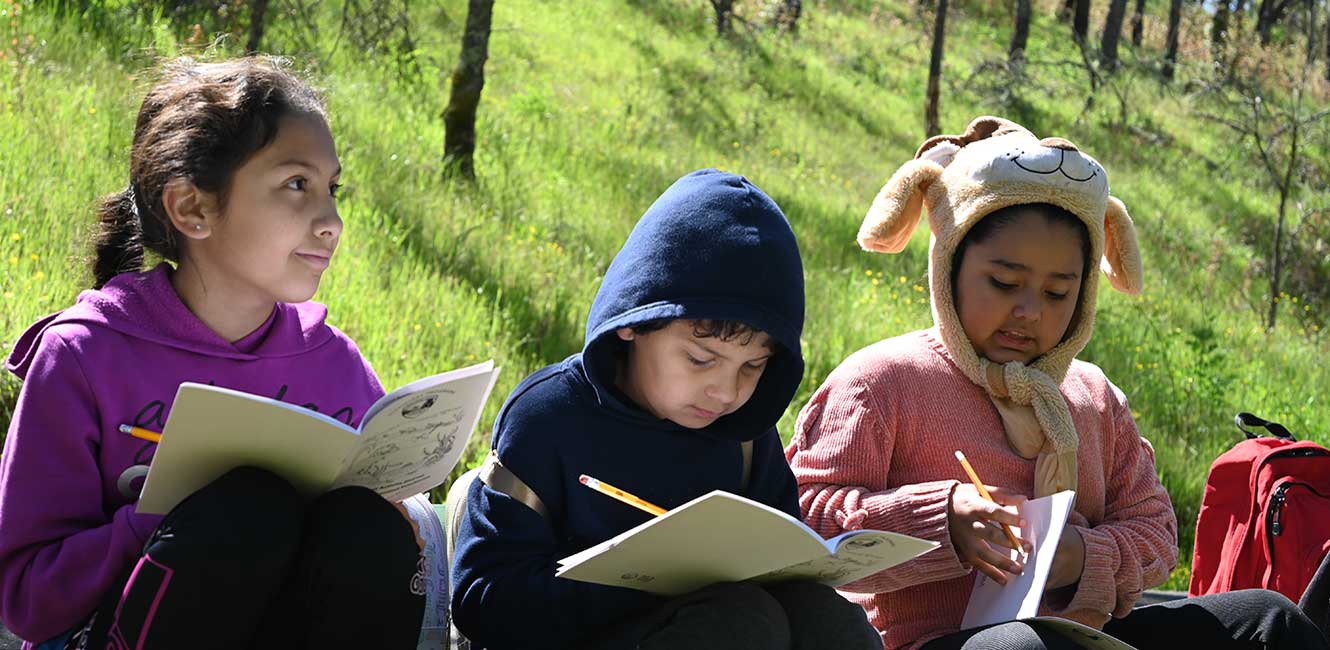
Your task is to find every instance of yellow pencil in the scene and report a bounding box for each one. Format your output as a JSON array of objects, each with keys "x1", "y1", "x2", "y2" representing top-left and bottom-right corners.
[
  {"x1": 578, "y1": 474, "x2": 667, "y2": 517},
  {"x1": 954, "y1": 450, "x2": 1024, "y2": 551},
  {"x1": 119, "y1": 424, "x2": 162, "y2": 443}
]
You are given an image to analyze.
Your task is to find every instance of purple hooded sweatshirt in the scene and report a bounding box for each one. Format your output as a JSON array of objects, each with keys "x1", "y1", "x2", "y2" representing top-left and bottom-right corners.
[{"x1": 0, "y1": 263, "x2": 384, "y2": 646}]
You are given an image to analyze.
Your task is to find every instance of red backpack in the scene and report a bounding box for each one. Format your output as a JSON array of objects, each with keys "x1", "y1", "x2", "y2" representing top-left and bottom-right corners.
[{"x1": 1189, "y1": 413, "x2": 1330, "y2": 603}]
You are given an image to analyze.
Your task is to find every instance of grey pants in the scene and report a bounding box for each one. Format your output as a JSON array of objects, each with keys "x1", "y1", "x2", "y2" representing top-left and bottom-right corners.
[{"x1": 584, "y1": 581, "x2": 882, "y2": 650}]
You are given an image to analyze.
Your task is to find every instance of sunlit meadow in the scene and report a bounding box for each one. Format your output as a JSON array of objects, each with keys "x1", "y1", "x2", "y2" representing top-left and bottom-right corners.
[{"x1": 2, "y1": 0, "x2": 1328, "y2": 590}]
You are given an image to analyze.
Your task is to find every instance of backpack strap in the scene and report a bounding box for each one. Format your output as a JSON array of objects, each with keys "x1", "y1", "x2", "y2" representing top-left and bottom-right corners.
[
  {"x1": 479, "y1": 449, "x2": 549, "y2": 519},
  {"x1": 740, "y1": 440, "x2": 754, "y2": 491},
  {"x1": 1235, "y1": 412, "x2": 1297, "y2": 441}
]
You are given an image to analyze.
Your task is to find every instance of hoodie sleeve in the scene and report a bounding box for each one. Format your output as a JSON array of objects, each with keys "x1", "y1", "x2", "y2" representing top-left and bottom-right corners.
[
  {"x1": 0, "y1": 331, "x2": 162, "y2": 642},
  {"x1": 743, "y1": 429, "x2": 800, "y2": 519},
  {"x1": 450, "y1": 383, "x2": 660, "y2": 650},
  {"x1": 784, "y1": 368, "x2": 967, "y2": 594}
]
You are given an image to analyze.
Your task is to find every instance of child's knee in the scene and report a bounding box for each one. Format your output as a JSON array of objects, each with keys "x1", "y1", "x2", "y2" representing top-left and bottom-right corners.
[
  {"x1": 301, "y1": 486, "x2": 420, "y2": 583},
  {"x1": 764, "y1": 581, "x2": 879, "y2": 648},
  {"x1": 672, "y1": 582, "x2": 791, "y2": 650},
  {"x1": 150, "y1": 466, "x2": 303, "y2": 569}
]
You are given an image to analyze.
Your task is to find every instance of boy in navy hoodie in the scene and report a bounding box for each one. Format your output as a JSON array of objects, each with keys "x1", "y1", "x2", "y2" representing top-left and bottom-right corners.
[{"x1": 450, "y1": 170, "x2": 882, "y2": 650}]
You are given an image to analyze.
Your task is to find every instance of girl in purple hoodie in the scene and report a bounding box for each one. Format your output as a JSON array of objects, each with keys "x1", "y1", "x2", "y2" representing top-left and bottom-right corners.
[{"x1": 0, "y1": 57, "x2": 432, "y2": 650}]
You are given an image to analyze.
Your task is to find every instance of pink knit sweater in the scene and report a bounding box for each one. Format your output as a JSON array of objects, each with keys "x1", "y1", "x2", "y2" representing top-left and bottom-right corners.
[{"x1": 785, "y1": 330, "x2": 1178, "y2": 650}]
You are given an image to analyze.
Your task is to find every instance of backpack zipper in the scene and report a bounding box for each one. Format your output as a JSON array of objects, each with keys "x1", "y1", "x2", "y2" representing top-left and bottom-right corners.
[
  {"x1": 1269, "y1": 483, "x2": 1290, "y2": 536},
  {"x1": 1262, "y1": 448, "x2": 1329, "y2": 539},
  {"x1": 1267, "y1": 480, "x2": 1329, "y2": 538}
]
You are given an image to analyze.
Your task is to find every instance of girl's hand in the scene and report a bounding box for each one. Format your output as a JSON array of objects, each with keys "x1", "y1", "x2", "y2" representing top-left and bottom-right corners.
[
  {"x1": 392, "y1": 499, "x2": 426, "y2": 552},
  {"x1": 1044, "y1": 524, "x2": 1085, "y2": 591},
  {"x1": 948, "y1": 483, "x2": 1031, "y2": 585}
]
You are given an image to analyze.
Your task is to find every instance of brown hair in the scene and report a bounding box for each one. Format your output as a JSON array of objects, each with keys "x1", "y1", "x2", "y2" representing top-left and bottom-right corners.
[
  {"x1": 92, "y1": 56, "x2": 327, "y2": 288},
  {"x1": 630, "y1": 319, "x2": 780, "y2": 351}
]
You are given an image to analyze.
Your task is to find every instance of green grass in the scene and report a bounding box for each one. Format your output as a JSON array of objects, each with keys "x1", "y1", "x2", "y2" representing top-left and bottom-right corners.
[{"x1": 3, "y1": 0, "x2": 1329, "y2": 592}]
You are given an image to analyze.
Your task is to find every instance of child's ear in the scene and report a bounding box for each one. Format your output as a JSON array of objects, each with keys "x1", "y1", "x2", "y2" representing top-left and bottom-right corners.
[
  {"x1": 858, "y1": 159, "x2": 944, "y2": 254},
  {"x1": 162, "y1": 177, "x2": 221, "y2": 239},
  {"x1": 615, "y1": 327, "x2": 636, "y2": 342},
  {"x1": 1101, "y1": 196, "x2": 1144, "y2": 295}
]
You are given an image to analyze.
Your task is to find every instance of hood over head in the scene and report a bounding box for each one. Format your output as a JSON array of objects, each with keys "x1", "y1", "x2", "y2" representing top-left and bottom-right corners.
[{"x1": 581, "y1": 169, "x2": 805, "y2": 442}]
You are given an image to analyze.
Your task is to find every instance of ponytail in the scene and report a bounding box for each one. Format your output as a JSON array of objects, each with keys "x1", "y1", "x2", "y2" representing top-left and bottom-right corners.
[{"x1": 91, "y1": 186, "x2": 145, "y2": 289}]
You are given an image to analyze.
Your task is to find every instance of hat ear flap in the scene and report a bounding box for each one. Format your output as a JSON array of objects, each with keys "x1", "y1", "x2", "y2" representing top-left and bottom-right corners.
[
  {"x1": 858, "y1": 159, "x2": 943, "y2": 254},
  {"x1": 1101, "y1": 196, "x2": 1143, "y2": 294}
]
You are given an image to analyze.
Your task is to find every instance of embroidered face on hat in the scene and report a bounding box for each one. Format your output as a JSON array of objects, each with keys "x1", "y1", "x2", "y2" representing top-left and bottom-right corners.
[{"x1": 855, "y1": 115, "x2": 1145, "y2": 497}]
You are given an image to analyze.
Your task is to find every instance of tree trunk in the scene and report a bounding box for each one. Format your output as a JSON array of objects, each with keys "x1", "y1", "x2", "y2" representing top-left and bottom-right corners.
[
  {"x1": 1255, "y1": 0, "x2": 1293, "y2": 44},
  {"x1": 1011, "y1": 0, "x2": 1032, "y2": 64},
  {"x1": 1073, "y1": 0, "x2": 1091, "y2": 44},
  {"x1": 246, "y1": 0, "x2": 269, "y2": 53},
  {"x1": 1266, "y1": 86, "x2": 1301, "y2": 331},
  {"x1": 1060, "y1": 0, "x2": 1076, "y2": 20},
  {"x1": 711, "y1": 0, "x2": 733, "y2": 36},
  {"x1": 1269, "y1": 179, "x2": 1289, "y2": 330},
  {"x1": 926, "y1": 0, "x2": 948, "y2": 137},
  {"x1": 1213, "y1": 1, "x2": 1231, "y2": 52},
  {"x1": 1102, "y1": 0, "x2": 1129, "y2": 71},
  {"x1": 1131, "y1": 0, "x2": 1146, "y2": 47},
  {"x1": 1163, "y1": 0, "x2": 1183, "y2": 81},
  {"x1": 442, "y1": 0, "x2": 495, "y2": 181},
  {"x1": 1306, "y1": 0, "x2": 1317, "y2": 65}
]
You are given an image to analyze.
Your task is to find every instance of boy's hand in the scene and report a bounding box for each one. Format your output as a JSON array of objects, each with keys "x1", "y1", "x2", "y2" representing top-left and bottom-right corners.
[
  {"x1": 1044, "y1": 524, "x2": 1085, "y2": 591},
  {"x1": 948, "y1": 483, "x2": 1031, "y2": 585}
]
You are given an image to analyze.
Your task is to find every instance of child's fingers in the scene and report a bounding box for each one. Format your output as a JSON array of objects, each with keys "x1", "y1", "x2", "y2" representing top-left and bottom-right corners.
[
  {"x1": 976, "y1": 561, "x2": 1009, "y2": 585},
  {"x1": 973, "y1": 537, "x2": 1025, "y2": 576},
  {"x1": 968, "y1": 544, "x2": 1016, "y2": 584},
  {"x1": 976, "y1": 500, "x2": 1026, "y2": 529},
  {"x1": 984, "y1": 486, "x2": 1029, "y2": 506}
]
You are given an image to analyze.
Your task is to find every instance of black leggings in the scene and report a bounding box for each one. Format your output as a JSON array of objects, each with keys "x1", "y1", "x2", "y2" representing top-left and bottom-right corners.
[
  {"x1": 585, "y1": 580, "x2": 884, "y2": 650},
  {"x1": 79, "y1": 467, "x2": 425, "y2": 650},
  {"x1": 921, "y1": 589, "x2": 1328, "y2": 650}
]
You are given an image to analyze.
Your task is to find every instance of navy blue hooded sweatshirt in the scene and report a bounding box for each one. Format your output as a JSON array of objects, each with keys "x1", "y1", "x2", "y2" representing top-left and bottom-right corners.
[{"x1": 450, "y1": 169, "x2": 806, "y2": 650}]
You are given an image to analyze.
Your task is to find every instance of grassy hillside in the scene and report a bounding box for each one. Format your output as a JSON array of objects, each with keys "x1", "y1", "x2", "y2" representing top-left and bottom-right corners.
[{"x1": 2, "y1": 0, "x2": 1328, "y2": 591}]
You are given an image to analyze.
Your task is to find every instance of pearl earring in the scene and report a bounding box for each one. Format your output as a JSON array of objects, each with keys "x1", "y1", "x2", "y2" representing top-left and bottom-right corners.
[{"x1": 194, "y1": 224, "x2": 202, "y2": 231}]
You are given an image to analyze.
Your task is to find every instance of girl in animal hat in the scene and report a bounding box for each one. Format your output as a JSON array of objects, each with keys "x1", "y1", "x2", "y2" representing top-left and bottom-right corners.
[{"x1": 785, "y1": 116, "x2": 1326, "y2": 650}]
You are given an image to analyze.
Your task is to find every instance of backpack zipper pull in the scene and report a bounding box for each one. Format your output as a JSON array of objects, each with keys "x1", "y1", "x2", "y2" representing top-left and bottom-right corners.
[{"x1": 1270, "y1": 484, "x2": 1290, "y2": 536}]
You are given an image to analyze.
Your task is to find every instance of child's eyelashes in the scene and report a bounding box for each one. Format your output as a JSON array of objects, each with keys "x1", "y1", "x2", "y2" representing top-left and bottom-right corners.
[
  {"x1": 989, "y1": 277, "x2": 1069, "y2": 300},
  {"x1": 283, "y1": 177, "x2": 342, "y2": 198},
  {"x1": 685, "y1": 353, "x2": 714, "y2": 367}
]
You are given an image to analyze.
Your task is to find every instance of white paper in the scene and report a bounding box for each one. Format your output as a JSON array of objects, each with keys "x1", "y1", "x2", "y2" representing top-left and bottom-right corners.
[{"x1": 961, "y1": 490, "x2": 1076, "y2": 629}]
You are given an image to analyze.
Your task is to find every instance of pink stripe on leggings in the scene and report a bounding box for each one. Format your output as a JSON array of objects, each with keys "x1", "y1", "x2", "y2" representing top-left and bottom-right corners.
[{"x1": 110, "y1": 553, "x2": 174, "y2": 650}]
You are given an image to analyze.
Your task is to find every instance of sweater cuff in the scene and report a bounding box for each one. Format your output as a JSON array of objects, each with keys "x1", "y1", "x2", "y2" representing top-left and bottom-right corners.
[
  {"x1": 859, "y1": 479, "x2": 962, "y2": 559},
  {"x1": 1050, "y1": 525, "x2": 1118, "y2": 625}
]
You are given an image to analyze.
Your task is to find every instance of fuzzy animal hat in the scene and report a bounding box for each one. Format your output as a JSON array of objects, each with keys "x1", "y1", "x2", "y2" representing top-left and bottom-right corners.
[{"x1": 858, "y1": 116, "x2": 1143, "y2": 498}]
